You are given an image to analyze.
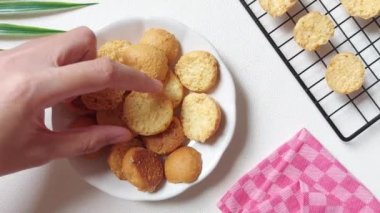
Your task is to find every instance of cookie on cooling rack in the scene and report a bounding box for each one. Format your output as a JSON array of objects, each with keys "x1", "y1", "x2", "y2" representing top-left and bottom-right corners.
[
  {"x1": 259, "y1": 0, "x2": 297, "y2": 17},
  {"x1": 122, "y1": 92, "x2": 173, "y2": 136},
  {"x1": 341, "y1": 0, "x2": 380, "y2": 20},
  {"x1": 325, "y1": 52, "x2": 365, "y2": 94},
  {"x1": 140, "y1": 28, "x2": 181, "y2": 66},
  {"x1": 142, "y1": 117, "x2": 186, "y2": 155},
  {"x1": 294, "y1": 12, "x2": 335, "y2": 51},
  {"x1": 163, "y1": 71, "x2": 184, "y2": 108},
  {"x1": 122, "y1": 44, "x2": 169, "y2": 81},
  {"x1": 175, "y1": 51, "x2": 218, "y2": 92},
  {"x1": 98, "y1": 40, "x2": 131, "y2": 63},
  {"x1": 107, "y1": 138, "x2": 143, "y2": 180},
  {"x1": 121, "y1": 147, "x2": 164, "y2": 192},
  {"x1": 165, "y1": 146, "x2": 202, "y2": 183},
  {"x1": 181, "y1": 93, "x2": 221, "y2": 143}
]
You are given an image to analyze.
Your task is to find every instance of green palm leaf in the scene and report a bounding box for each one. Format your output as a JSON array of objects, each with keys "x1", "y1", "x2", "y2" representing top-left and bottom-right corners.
[
  {"x1": 0, "y1": 1, "x2": 97, "y2": 15},
  {"x1": 0, "y1": 23, "x2": 64, "y2": 37}
]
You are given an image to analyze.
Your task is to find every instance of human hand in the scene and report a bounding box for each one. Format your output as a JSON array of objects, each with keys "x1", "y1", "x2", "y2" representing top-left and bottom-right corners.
[{"x1": 0, "y1": 27, "x2": 162, "y2": 176}]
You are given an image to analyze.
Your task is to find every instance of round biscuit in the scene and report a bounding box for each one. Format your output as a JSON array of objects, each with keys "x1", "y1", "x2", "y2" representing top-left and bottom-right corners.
[
  {"x1": 325, "y1": 52, "x2": 365, "y2": 94},
  {"x1": 163, "y1": 71, "x2": 184, "y2": 108},
  {"x1": 96, "y1": 103, "x2": 125, "y2": 126},
  {"x1": 122, "y1": 44, "x2": 168, "y2": 81},
  {"x1": 98, "y1": 40, "x2": 131, "y2": 63},
  {"x1": 164, "y1": 147, "x2": 202, "y2": 183},
  {"x1": 259, "y1": 0, "x2": 297, "y2": 17},
  {"x1": 181, "y1": 93, "x2": 221, "y2": 143},
  {"x1": 68, "y1": 115, "x2": 96, "y2": 128},
  {"x1": 140, "y1": 28, "x2": 181, "y2": 66},
  {"x1": 81, "y1": 88, "x2": 125, "y2": 111},
  {"x1": 63, "y1": 96, "x2": 94, "y2": 115},
  {"x1": 175, "y1": 51, "x2": 218, "y2": 92},
  {"x1": 142, "y1": 117, "x2": 186, "y2": 155},
  {"x1": 294, "y1": 12, "x2": 335, "y2": 51},
  {"x1": 341, "y1": 0, "x2": 380, "y2": 19},
  {"x1": 122, "y1": 92, "x2": 173, "y2": 136},
  {"x1": 121, "y1": 147, "x2": 164, "y2": 192},
  {"x1": 107, "y1": 138, "x2": 143, "y2": 180}
]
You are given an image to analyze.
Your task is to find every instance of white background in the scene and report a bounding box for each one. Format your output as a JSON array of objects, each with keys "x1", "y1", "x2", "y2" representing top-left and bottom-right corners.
[{"x1": 1, "y1": 0, "x2": 380, "y2": 212}]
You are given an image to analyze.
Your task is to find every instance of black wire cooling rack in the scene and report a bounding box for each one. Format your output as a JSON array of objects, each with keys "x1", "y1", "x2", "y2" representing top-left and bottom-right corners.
[{"x1": 240, "y1": 0, "x2": 380, "y2": 141}]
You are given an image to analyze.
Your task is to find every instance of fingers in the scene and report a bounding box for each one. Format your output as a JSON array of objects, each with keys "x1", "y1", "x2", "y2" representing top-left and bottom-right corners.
[
  {"x1": 50, "y1": 27, "x2": 97, "y2": 66},
  {"x1": 10, "y1": 27, "x2": 97, "y2": 66},
  {"x1": 43, "y1": 125, "x2": 132, "y2": 158},
  {"x1": 39, "y1": 57, "x2": 162, "y2": 107}
]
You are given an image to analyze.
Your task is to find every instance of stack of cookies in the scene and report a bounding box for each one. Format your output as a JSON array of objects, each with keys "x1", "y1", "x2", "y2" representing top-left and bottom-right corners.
[
  {"x1": 259, "y1": 0, "x2": 377, "y2": 95},
  {"x1": 65, "y1": 28, "x2": 222, "y2": 192}
]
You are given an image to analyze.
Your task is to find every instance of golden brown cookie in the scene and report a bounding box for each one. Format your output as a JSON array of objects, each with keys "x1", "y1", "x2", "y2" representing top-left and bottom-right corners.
[
  {"x1": 164, "y1": 147, "x2": 202, "y2": 183},
  {"x1": 175, "y1": 51, "x2": 218, "y2": 92},
  {"x1": 163, "y1": 71, "x2": 184, "y2": 108},
  {"x1": 68, "y1": 115, "x2": 105, "y2": 160},
  {"x1": 63, "y1": 96, "x2": 94, "y2": 115},
  {"x1": 140, "y1": 28, "x2": 181, "y2": 66},
  {"x1": 294, "y1": 12, "x2": 335, "y2": 51},
  {"x1": 96, "y1": 103, "x2": 125, "y2": 126},
  {"x1": 68, "y1": 115, "x2": 96, "y2": 128},
  {"x1": 98, "y1": 40, "x2": 131, "y2": 63},
  {"x1": 142, "y1": 117, "x2": 186, "y2": 155},
  {"x1": 325, "y1": 52, "x2": 365, "y2": 94},
  {"x1": 81, "y1": 88, "x2": 125, "y2": 111},
  {"x1": 341, "y1": 0, "x2": 380, "y2": 19},
  {"x1": 107, "y1": 138, "x2": 143, "y2": 180},
  {"x1": 121, "y1": 147, "x2": 164, "y2": 192},
  {"x1": 123, "y1": 92, "x2": 173, "y2": 136},
  {"x1": 259, "y1": 0, "x2": 297, "y2": 17},
  {"x1": 181, "y1": 93, "x2": 221, "y2": 143},
  {"x1": 122, "y1": 44, "x2": 168, "y2": 81}
]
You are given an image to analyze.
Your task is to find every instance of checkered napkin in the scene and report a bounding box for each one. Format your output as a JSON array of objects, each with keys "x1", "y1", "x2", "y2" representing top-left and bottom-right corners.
[{"x1": 218, "y1": 129, "x2": 380, "y2": 213}]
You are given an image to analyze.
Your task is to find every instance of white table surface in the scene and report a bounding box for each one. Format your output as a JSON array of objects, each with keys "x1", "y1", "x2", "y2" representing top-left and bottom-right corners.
[{"x1": 1, "y1": 0, "x2": 380, "y2": 212}]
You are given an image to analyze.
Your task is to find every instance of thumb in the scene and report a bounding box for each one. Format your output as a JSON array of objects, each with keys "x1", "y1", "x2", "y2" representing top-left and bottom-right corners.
[{"x1": 45, "y1": 126, "x2": 132, "y2": 158}]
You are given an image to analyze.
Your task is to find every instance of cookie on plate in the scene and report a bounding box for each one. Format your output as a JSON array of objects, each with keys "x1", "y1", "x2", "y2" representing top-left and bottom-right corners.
[
  {"x1": 259, "y1": 0, "x2": 297, "y2": 17},
  {"x1": 81, "y1": 88, "x2": 125, "y2": 111},
  {"x1": 98, "y1": 40, "x2": 131, "y2": 63},
  {"x1": 122, "y1": 44, "x2": 168, "y2": 81},
  {"x1": 140, "y1": 28, "x2": 181, "y2": 66},
  {"x1": 181, "y1": 93, "x2": 221, "y2": 143},
  {"x1": 121, "y1": 147, "x2": 164, "y2": 192},
  {"x1": 122, "y1": 92, "x2": 173, "y2": 136},
  {"x1": 175, "y1": 51, "x2": 218, "y2": 92},
  {"x1": 142, "y1": 117, "x2": 186, "y2": 155},
  {"x1": 68, "y1": 115, "x2": 96, "y2": 128},
  {"x1": 96, "y1": 103, "x2": 125, "y2": 126},
  {"x1": 325, "y1": 52, "x2": 365, "y2": 94},
  {"x1": 107, "y1": 138, "x2": 143, "y2": 180},
  {"x1": 163, "y1": 71, "x2": 184, "y2": 108},
  {"x1": 165, "y1": 147, "x2": 202, "y2": 183},
  {"x1": 341, "y1": 0, "x2": 380, "y2": 20},
  {"x1": 63, "y1": 96, "x2": 94, "y2": 115},
  {"x1": 294, "y1": 12, "x2": 335, "y2": 51}
]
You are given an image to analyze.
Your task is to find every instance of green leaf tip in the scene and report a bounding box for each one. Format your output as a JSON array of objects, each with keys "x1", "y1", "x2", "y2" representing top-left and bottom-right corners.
[
  {"x1": 0, "y1": 1, "x2": 97, "y2": 15},
  {"x1": 0, "y1": 23, "x2": 65, "y2": 37}
]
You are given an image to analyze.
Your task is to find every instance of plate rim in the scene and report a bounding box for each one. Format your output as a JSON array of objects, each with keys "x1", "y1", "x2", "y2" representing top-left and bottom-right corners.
[{"x1": 67, "y1": 16, "x2": 237, "y2": 201}]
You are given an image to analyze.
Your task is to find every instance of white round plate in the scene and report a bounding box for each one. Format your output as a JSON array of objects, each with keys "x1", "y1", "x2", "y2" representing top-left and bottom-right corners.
[{"x1": 51, "y1": 17, "x2": 236, "y2": 201}]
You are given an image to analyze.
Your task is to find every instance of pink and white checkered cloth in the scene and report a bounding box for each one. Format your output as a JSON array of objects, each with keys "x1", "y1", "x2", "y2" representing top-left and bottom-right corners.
[{"x1": 218, "y1": 129, "x2": 380, "y2": 213}]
